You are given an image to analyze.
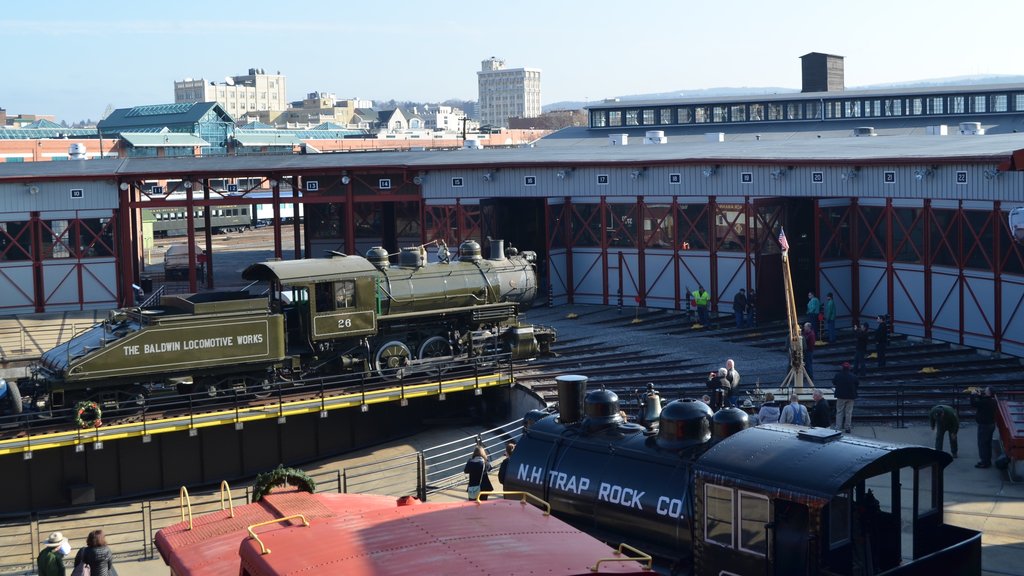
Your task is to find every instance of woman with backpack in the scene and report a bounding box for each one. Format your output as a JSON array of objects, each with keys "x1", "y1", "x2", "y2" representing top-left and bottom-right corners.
[{"x1": 73, "y1": 529, "x2": 116, "y2": 576}]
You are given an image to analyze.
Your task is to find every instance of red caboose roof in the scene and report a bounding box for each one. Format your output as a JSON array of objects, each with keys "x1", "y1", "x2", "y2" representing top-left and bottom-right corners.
[{"x1": 157, "y1": 491, "x2": 649, "y2": 576}]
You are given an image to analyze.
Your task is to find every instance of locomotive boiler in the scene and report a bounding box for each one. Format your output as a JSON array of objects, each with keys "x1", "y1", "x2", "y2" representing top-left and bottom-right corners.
[
  {"x1": 22, "y1": 240, "x2": 554, "y2": 411},
  {"x1": 504, "y1": 376, "x2": 981, "y2": 576}
]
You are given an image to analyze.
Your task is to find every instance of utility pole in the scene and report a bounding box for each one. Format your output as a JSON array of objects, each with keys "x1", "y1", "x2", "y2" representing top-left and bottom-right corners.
[{"x1": 460, "y1": 116, "x2": 468, "y2": 143}]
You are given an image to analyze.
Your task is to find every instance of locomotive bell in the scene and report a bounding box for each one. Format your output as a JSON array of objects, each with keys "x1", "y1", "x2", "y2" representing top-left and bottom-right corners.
[
  {"x1": 639, "y1": 383, "x2": 662, "y2": 429},
  {"x1": 656, "y1": 399, "x2": 713, "y2": 450}
]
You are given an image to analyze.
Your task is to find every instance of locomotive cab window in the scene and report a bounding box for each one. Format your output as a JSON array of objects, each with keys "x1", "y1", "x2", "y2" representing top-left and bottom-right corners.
[
  {"x1": 336, "y1": 280, "x2": 355, "y2": 308},
  {"x1": 315, "y1": 282, "x2": 333, "y2": 312},
  {"x1": 739, "y1": 491, "x2": 769, "y2": 556},
  {"x1": 705, "y1": 484, "x2": 734, "y2": 548},
  {"x1": 828, "y1": 490, "x2": 851, "y2": 547}
]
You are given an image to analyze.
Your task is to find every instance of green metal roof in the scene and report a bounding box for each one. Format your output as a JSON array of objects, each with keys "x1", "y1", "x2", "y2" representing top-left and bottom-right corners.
[
  {"x1": 0, "y1": 128, "x2": 98, "y2": 140},
  {"x1": 120, "y1": 132, "x2": 209, "y2": 147},
  {"x1": 98, "y1": 102, "x2": 233, "y2": 133},
  {"x1": 21, "y1": 119, "x2": 64, "y2": 129},
  {"x1": 125, "y1": 103, "x2": 197, "y2": 117},
  {"x1": 238, "y1": 121, "x2": 276, "y2": 130}
]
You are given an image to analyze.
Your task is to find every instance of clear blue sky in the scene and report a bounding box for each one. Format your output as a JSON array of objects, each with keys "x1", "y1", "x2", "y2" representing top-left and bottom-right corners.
[{"x1": 3, "y1": 0, "x2": 1023, "y2": 123}]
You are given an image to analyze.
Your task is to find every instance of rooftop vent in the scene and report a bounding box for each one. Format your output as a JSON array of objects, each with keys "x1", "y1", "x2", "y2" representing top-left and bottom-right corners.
[
  {"x1": 705, "y1": 132, "x2": 725, "y2": 142},
  {"x1": 644, "y1": 130, "x2": 667, "y2": 144},
  {"x1": 926, "y1": 125, "x2": 948, "y2": 136},
  {"x1": 609, "y1": 134, "x2": 628, "y2": 146},
  {"x1": 959, "y1": 122, "x2": 985, "y2": 136},
  {"x1": 853, "y1": 126, "x2": 877, "y2": 137}
]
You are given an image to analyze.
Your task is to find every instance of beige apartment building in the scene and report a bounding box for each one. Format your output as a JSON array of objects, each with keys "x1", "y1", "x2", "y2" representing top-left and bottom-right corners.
[
  {"x1": 477, "y1": 57, "x2": 541, "y2": 128},
  {"x1": 174, "y1": 68, "x2": 287, "y2": 119}
]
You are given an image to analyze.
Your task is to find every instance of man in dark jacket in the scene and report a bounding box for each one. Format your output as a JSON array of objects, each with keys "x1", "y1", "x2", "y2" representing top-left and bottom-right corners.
[
  {"x1": 497, "y1": 440, "x2": 516, "y2": 484},
  {"x1": 970, "y1": 387, "x2": 997, "y2": 468},
  {"x1": 810, "y1": 389, "x2": 831, "y2": 428},
  {"x1": 854, "y1": 322, "x2": 870, "y2": 375},
  {"x1": 733, "y1": 289, "x2": 747, "y2": 328},
  {"x1": 875, "y1": 315, "x2": 889, "y2": 368},
  {"x1": 832, "y1": 362, "x2": 859, "y2": 433}
]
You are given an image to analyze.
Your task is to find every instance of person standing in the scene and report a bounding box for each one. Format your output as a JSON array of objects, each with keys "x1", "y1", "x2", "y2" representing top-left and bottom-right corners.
[
  {"x1": 692, "y1": 285, "x2": 711, "y2": 325},
  {"x1": 38, "y1": 532, "x2": 69, "y2": 576},
  {"x1": 824, "y1": 293, "x2": 837, "y2": 343},
  {"x1": 810, "y1": 389, "x2": 831, "y2": 428},
  {"x1": 875, "y1": 315, "x2": 889, "y2": 368},
  {"x1": 854, "y1": 322, "x2": 870, "y2": 375},
  {"x1": 733, "y1": 289, "x2": 747, "y2": 328},
  {"x1": 74, "y1": 529, "x2": 116, "y2": 576},
  {"x1": 780, "y1": 394, "x2": 809, "y2": 426},
  {"x1": 806, "y1": 292, "x2": 821, "y2": 329},
  {"x1": 463, "y1": 444, "x2": 494, "y2": 500},
  {"x1": 971, "y1": 387, "x2": 997, "y2": 468},
  {"x1": 497, "y1": 440, "x2": 517, "y2": 484},
  {"x1": 929, "y1": 405, "x2": 959, "y2": 457},
  {"x1": 725, "y1": 359, "x2": 741, "y2": 401},
  {"x1": 832, "y1": 362, "x2": 859, "y2": 433},
  {"x1": 757, "y1": 392, "x2": 781, "y2": 424},
  {"x1": 803, "y1": 323, "x2": 817, "y2": 379}
]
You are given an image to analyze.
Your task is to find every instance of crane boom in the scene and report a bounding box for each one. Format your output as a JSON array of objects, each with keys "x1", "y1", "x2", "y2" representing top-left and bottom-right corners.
[{"x1": 779, "y1": 230, "x2": 813, "y2": 391}]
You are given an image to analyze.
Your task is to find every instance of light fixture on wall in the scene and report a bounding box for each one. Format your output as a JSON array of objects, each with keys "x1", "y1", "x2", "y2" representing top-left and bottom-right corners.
[
  {"x1": 27, "y1": 185, "x2": 39, "y2": 195},
  {"x1": 556, "y1": 168, "x2": 574, "y2": 180},
  {"x1": 267, "y1": 178, "x2": 278, "y2": 188},
  {"x1": 118, "y1": 182, "x2": 130, "y2": 191},
  {"x1": 412, "y1": 171, "x2": 426, "y2": 185},
  {"x1": 483, "y1": 171, "x2": 494, "y2": 182},
  {"x1": 984, "y1": 169, "x2": 1001, "y2": 180},
  {"x1": 841, "y1": 167, "x2": 860, "y2": 181},
  {"x1": 770, "y1": 168, "x2": 787, "y2": 180},
  {"x1": 630, "y1": 167, "x2": 646, "y2": 180},
  {"x1": 702, "y1": 165, "x2": 719, "y2": 178},
  {"x1": 183, "y1": 180, "x2": 193, "y2": 190},
  {"x1": 341, "y1": 172, "x2": 351, "y2": 185}
]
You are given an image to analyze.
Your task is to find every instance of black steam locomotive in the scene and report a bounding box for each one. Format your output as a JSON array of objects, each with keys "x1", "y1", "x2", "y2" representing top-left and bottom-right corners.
[
  {"x1": 20, "y1": 240, "x2": 554, "y2": 412},
  {"x1": 504, "y1": 376, "x2": 981, "y2": 576}
]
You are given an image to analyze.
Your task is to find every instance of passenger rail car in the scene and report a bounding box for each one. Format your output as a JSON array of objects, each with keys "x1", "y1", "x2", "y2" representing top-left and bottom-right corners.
[
  {"x1": 19, "y1": 240, "x2": 554, "y2": 412},
  {"x1": 146, "y1": 205, "x2": 252, "y2": 237},
  {"x1": 504, "y1": 376, "x2": 981, "y2": 576}
]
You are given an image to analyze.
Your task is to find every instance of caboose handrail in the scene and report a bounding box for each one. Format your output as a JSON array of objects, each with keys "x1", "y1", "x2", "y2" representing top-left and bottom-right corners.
[
  {"x1": 589, "y1": 542, "x2": 653, "y2": 572},
  {"x1": 475, "y1": 491, "x2": 551, "y2": 515},
  {"x1": 179, "y1": 486, "x2": 193, "y2": 530},
  {"x1": 219, "y1": 480, "x2": 235, "y2": 517},
  {"x1": 246, "y1": 514, "x2": 310, "y2": 555}
]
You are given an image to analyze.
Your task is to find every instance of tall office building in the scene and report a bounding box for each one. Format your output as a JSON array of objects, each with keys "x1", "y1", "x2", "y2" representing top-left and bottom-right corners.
[
  {"x1": 477, "y1": 57, "x2": 541, "y2": 128},
  {"x1": 174, "y1": 68, "x2": 287, "y2": 120}
]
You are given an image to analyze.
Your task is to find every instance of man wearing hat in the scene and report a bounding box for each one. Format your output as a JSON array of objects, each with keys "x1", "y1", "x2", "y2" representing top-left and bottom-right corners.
[
  {"x1": 38, "y1": 531, "x2": 70, "y2": 576},
  {"x1": 833, "y1": 361, "x2": 859, "y2": 433}
]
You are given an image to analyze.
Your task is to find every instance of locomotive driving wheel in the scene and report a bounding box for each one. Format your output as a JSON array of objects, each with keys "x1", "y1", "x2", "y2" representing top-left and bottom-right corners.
[
  {"x1": 375, "y1": 340, "x2": 411, "y2": 380},
  {"x1": 418, "y1": 336, "x2": 453, "y2": 375}
]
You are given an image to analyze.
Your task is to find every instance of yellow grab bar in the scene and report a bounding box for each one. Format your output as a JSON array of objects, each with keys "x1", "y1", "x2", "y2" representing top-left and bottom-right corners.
[
  {"x1": 179, "y1": 486, "x2": 193, "y2": 530},
  {"x1": 590, "y1": 543, "x2": 653, "y2": 572},
  {"x1": 246, "y1": 514, "x2": 310, "y2": 555},
  {"x1": 219, "y1": 480, "x2": 235, "y2": 517},
  {"x1": 474, "y1": 491, "x2": 551, "y2": 515}
]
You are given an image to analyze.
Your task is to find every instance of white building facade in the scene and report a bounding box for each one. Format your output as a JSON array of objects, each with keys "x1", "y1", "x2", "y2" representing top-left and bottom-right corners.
[
  {"x1": 174, "y1": 68, "x2": 287, "y2": 119},
  {"x1": 477, "y1": 57, "x2": 541, "y2": 128}
]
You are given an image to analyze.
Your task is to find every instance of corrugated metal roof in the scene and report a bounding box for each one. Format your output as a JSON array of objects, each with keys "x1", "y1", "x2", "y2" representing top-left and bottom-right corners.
[
  {"x1": 233, "y1": 133, "x2": 303, "y2": 147},
  {"x1": 121, "y1": 133, "x2": 209, "y2": 147},
  {"x1": 0, "y1": 128, "x2": 99, "y2": 140}
]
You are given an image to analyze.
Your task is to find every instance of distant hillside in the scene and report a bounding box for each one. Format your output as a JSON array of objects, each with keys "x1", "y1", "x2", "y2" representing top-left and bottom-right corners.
[{"x1": 543, "y1": 75, "x2": 1024, "y2": 112}]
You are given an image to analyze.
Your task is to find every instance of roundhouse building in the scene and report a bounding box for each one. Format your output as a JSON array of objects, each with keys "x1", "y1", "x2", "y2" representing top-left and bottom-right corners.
[{"x1": 1, "y1": 78, "x2": 1024, "y2": 357}]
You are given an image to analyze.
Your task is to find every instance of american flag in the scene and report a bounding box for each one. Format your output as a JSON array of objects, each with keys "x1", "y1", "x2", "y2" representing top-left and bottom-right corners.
[{"x1": 778, "y1": 227, "x2": 790, "y2": 251}]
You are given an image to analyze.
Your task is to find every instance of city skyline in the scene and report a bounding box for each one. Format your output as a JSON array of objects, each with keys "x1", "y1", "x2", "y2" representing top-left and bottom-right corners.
[{"x1": 3, "y1": 0, "x2": 1024, "y2": 123}]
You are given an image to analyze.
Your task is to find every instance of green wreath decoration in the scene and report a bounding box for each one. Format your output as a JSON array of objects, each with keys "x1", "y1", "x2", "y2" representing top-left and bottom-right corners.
[
  {"x1": 252, "y1": 464, "x2": 316, "y2": 502},
  {"x1": 75, "y1": 401, "x2": 102, "y2": 429}
]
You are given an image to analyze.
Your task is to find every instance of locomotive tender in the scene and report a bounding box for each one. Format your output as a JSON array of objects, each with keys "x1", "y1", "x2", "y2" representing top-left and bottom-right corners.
[
  {"x1": 505, "y1": 376, "x2": 981, "y2": 576},
  {"x1": 23, "y1": 239, "x2": 553, "y2": 410}
]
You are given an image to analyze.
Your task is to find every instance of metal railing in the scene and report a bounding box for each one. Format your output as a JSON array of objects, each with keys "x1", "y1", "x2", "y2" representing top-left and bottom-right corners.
[{"x1": 0, "y1": 420, "x2": 521, "y2": 574}]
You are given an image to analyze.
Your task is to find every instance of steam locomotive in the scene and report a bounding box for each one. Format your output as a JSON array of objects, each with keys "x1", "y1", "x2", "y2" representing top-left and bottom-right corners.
[
  {"x1": 20, "y1": 239, "x2": 554, "y2": 412},
  {"x1": 504, "y1": 376, "x2": 981, "y2": 576}
]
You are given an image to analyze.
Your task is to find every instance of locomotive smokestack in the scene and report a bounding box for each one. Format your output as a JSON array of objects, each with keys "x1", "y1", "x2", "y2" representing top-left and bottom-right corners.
[
  {"x1": 555, "y1": 374, "x2": 587, "y2": 425},
  {"x1": 489, "y1": 239, "x2": 506, "y2": 260}
]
